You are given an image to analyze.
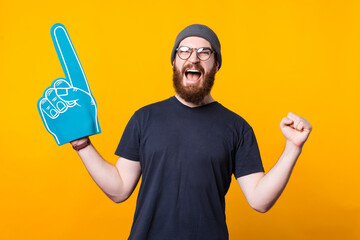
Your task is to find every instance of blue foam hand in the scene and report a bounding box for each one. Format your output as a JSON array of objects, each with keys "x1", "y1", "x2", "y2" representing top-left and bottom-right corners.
[{"x1": 38, "y1": 23, "x2": 101, "y2": 145}]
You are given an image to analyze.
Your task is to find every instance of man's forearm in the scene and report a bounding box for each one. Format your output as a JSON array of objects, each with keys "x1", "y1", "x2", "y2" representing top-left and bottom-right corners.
[
  {"x1": 74, "y1": 140, "x2": 125, "y2": 202},
  {"x1": 253, "y1": 142, "x2": 302, "y2": 212}
]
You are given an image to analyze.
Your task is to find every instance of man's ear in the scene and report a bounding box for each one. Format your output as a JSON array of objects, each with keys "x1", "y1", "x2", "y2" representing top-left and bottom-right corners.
[{"x1": 216, "y1": 61, "x2": 220, "y2": 72}]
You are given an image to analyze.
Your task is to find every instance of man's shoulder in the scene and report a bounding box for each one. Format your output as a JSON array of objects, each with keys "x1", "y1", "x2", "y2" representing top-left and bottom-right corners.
[
  {"x1": 215, "y1": 103, "x2": 253, "y2": 130},
  {"x1": 216, "y1": 103, "x2": 246, "y2": 120},
  {"x1": 131, "y1": 97, "x2": 174, "y2": 121},
  {"x1": 136, "y1": 97, "x2": 173, "y2": 112}
]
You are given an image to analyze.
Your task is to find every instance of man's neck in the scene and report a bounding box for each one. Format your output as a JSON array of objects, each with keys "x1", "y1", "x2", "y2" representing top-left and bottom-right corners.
[{"x1": 175, "y1": 94, "x2": 215, "y2": 108}]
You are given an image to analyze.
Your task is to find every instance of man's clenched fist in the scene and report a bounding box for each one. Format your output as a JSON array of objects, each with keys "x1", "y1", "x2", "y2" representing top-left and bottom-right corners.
[{"x1": 280, "y1": 112, "x2": 312, "y2": 148}]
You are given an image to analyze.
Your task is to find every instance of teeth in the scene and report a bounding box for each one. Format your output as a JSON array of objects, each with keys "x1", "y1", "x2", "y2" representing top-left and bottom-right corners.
[{"x1": 186, "y1": 69, "x2": 200, "y2": 73}]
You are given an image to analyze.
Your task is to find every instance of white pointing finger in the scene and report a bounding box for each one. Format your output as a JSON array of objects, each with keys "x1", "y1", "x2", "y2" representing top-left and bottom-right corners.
[{"x1": 51, "y1": 23, "x2": 90, "y2": 93}]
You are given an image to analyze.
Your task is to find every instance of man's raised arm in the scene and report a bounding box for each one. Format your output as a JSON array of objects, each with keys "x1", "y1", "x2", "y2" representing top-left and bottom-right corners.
[
  {"x1": 71, "y1": 138, "x2": 141, "y2": 203},
  {"x1": 237, "y1": 112, "x2": 312, "y2": 213}
]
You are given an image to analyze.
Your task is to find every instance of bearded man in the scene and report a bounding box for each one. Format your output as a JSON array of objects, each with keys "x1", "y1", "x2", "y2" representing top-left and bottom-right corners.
[{"x1": 71, "y1": 24, "x2": 312, "y2": 240}]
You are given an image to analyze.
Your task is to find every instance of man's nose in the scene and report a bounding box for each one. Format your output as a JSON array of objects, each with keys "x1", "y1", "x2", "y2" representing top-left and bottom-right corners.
[{"x1": 188, "y1": 50, "x2": 200, "y2": 63}]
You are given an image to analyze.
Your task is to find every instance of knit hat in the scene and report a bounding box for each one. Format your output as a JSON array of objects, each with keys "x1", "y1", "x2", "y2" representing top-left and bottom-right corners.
[{"x1": 171, "y1": 24, "x2": 222, "y2": 69}]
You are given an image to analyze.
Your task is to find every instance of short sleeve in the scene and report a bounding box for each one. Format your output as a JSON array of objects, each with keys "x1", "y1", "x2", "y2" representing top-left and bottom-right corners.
[
  {"x1": 115, "y1": 112, "x2": 141, "y2": 161},
  {"x1": 234, "y1": 127, "x2": 264, "y2": 178}
]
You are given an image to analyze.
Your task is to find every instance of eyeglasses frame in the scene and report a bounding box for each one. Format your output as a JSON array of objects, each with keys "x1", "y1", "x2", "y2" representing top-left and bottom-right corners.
[{"x1": 176, "y1": 46, "x2": 215, "y2": 61}]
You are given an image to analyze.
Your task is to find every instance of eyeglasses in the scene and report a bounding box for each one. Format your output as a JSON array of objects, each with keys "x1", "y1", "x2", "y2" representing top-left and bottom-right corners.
[{"x1": 176, "y1": 46, "x2": 215, "y2": 61}]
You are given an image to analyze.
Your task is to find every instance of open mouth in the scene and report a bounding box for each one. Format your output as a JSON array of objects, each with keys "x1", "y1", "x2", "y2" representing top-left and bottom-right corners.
[{"x1": 185, "y1": 69, "x2": 202, "y2": 82}]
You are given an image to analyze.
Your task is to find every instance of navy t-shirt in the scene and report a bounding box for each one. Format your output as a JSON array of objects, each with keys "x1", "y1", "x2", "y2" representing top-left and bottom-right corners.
[{"x1": 115, "y1": 96, "x2": 264, "y2": 240}]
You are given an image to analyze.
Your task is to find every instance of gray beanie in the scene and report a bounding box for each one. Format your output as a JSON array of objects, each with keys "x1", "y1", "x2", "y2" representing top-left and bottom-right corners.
[{"x1": 171, "y1": 24, "x2": 222, "y2": 69}]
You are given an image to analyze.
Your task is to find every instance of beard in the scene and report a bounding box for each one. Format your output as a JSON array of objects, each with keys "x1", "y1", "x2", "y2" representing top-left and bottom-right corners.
[{"x1": 172, "y1": 63, "x2": 216, "y2": 105}]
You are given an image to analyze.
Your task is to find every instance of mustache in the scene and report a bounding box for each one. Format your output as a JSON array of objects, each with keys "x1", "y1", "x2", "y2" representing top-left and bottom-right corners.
[{"x1": 181, "y1": 64, "x2": 205, "y2": 75}]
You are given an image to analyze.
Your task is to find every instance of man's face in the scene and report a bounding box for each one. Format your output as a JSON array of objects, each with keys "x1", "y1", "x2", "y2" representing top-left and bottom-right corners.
[{"x1": 172, "y1": 36, "x2": 218, "y2": 105}]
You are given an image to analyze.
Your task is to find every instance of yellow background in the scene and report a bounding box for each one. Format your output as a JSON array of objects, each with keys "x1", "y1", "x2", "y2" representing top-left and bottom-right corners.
[{"x1": 1, "y1": 0, "x2": 359, "y2": 239}]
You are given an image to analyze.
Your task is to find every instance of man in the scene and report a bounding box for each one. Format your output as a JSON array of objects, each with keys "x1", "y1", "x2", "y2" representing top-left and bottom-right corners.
[{"x1": 71, "y1": 24, "x2": 312, "y2": 239}]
